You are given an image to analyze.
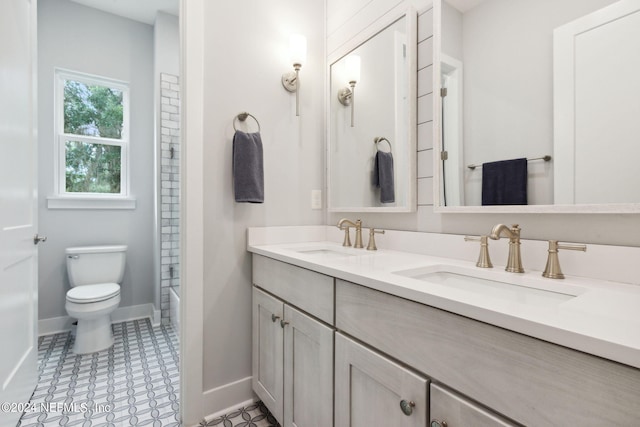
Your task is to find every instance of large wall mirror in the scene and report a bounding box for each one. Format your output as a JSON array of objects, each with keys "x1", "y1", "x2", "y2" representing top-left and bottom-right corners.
[
  {"x1": 328, "y1": 9, "x2": 417, "y2": 212},
  {"x1": 434, "y1": 0, "x2": 640, "y2": 213}
]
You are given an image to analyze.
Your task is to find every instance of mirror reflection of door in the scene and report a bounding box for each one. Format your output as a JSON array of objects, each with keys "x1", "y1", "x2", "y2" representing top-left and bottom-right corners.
[
  {"x1": 438, "y1": 0, "x2": 634, "y2": 208},
  {"x1": 554, "y1": 0, "x2": 640, "y2": 204},
  {"x1": 441, "y1": 54, "x2": 464, "y2": 206}
]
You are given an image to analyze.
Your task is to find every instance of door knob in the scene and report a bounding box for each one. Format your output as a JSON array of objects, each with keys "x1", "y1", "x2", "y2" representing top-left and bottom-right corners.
[{"x1": 33, "y1": 234, "x2": 47, "y2": 245}]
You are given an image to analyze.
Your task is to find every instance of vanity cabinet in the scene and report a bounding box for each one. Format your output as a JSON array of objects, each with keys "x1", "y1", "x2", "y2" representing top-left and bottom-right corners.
[
  {"x1": 335, "y1": 333, "x2": 428, "y2": 427},
  {"x1": 252, "y1": 257, "x2": 334, "y2": 427},
  {"x1": 430, "y1": 384, "x2": 515, "y2": 427},
  {"x1": 252, "y1": 288, "x2": 284, "y2": 421},
  {"x1": 251, "y1": 254, "x2": 640, "y2": 426},
  {"x1": 335, "y1": 279, "x2": 640, "y2": 426}
]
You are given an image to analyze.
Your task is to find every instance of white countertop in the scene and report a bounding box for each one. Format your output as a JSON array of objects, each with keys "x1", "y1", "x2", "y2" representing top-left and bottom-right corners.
[{"x1": 248, "y1": 240, "x2": 640, "y2": 369}]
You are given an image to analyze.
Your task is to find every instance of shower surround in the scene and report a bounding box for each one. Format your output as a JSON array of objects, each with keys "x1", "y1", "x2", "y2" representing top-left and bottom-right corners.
[{"x1": 160, "y1": 72, "x2": 180, "y2": 327}]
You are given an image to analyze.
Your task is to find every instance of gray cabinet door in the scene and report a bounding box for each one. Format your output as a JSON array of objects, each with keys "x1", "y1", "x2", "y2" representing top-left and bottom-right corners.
[
  {"x1": 252, "y1": 288, "x2": 284, "y2": 424},
  {"x1": 335, "y1": 333, "x2": 428, "y2": 427},
  {"x1": 284, "y1": 305, "x2": 334, "y2": 427},
  {"x1": 430, "y1": 384, "x2": 516, "y2": 427}
]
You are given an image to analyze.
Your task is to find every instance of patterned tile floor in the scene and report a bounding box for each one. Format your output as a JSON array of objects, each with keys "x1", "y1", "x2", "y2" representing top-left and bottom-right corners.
[
  {"x1": 199, "y1": 402, "x2": 279, "y2": 427},
  {"x1": 18, "y1": 319, "x2": 180, "y2": 427}
]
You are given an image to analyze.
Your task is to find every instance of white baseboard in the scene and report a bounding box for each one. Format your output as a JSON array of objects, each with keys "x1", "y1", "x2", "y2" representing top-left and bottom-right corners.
[
  {"x1": 152, "y1": 307, "x2": 162, "y2": 326},
  {"x1": 202, "y1": 398, "x2": 256, "y2": 423},
  {"x1": 38, "y1": 315, "x2": 74, "y2": 336},
  {"x1": 38, "y1": 303, "x2": 158, "y2": 336},
  {"x1": 202, "y1": 376, "x2": 254, "y2": 422}
]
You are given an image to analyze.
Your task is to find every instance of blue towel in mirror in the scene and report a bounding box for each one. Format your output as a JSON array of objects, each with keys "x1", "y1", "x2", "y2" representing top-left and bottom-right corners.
[
  {"x1": 233, "y1": 130, "x2": 264, "y2": 203},
  {"x1": 374, "y1": 151, "x2": 395, "y2": 203},
  {"x1": 481, "y1": 158, "x2": 527, "y2": 205}
]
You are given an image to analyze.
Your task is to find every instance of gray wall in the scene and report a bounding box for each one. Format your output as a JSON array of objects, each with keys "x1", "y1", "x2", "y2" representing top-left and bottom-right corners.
[
  {"x1": 38, "y1": 0, "x2": 155, "y2": 320},
  {"x1": 327, "y1": 0, "x2": 640, "y2": 247},
  {"x1": 154, "y1": 12, "x2": 180, "y2": 77},
  {"x1": 201, "y1": 0, "x2": 325, "y2": 392}
]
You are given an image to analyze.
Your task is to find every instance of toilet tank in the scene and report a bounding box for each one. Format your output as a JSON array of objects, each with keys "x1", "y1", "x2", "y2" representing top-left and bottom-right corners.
[{"x1": 66, "y1": 245, "x2": 127, "y2": 287}]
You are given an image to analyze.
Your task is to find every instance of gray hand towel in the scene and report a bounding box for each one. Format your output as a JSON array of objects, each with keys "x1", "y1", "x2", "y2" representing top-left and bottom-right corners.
[
  {"x1": 481, "y1": 158, "x2": 527, "y2": 205},
  {"x1": 374, "y1": 151, "x2": 395, "y2": 203},
  {"x1": 233, "y1": 130, "x2": 264, "y2": 203}
]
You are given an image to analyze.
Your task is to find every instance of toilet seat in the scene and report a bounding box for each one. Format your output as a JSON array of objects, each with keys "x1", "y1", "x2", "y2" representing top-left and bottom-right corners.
[{"x1": 66, "y1": 283, "x2": 120, "y2": 304}]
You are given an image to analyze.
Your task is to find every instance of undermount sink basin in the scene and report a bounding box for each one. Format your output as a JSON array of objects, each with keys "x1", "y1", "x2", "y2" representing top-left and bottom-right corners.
[
  {"x1": 394, "y1": 265, "x2": 583, "y2": 306},
  {"x1": 292, "y1": 247, "x2": 358, "y2": 258}
]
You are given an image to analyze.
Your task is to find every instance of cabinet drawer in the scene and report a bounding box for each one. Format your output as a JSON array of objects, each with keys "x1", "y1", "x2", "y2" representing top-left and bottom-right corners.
[
  {"x1": 335, "y1": 279, "x2": 640, "y2": 426},
  {"x1": 430, "y1": 384, "x2": 516, "y2": 427},
  {"x1": 253, "y1": 255, "x2": 334, "y2": 324}
]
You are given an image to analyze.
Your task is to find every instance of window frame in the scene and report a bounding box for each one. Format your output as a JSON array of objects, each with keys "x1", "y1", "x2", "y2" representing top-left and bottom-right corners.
[{"x1": 51, "y1": 69, "x2": 133, "y2": 207}]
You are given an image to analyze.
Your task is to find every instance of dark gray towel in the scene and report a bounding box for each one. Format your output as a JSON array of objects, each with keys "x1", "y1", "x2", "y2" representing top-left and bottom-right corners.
[
  {"x1": 481, "y1": 158, "x2": 527, "y2": 205},
  {"x1": 233, "y1": 131, "x2": 264, "y2": 203},
  {"x1": 374, "y1": 151, "x2": 395, "y2": 203}
]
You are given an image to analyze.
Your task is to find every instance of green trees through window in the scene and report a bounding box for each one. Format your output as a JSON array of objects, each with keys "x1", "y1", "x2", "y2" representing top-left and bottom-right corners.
[{"x1": 62, "y1": 79, "x2": 125, "y2": 194}]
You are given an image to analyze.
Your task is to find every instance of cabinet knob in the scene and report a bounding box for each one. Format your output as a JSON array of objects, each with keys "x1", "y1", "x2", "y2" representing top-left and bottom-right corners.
[
  {"x1": 280, "y1": 319, "x2": 290, "y2": 328},
  {"x1": 399, "y1": 399, "x2": 415, "y2": 416},
  {"x1": 271, "y1": 314, "x2": 280, "y2": 323},
  {"x1": 430, "y1": 420, "x2": 448, "y2": 427}
]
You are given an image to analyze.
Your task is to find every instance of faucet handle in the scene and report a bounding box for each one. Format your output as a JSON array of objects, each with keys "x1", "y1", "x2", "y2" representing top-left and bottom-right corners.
[
  {"x1": 366, "y1": 228, "x2": 385, "y2": 251},
  {"x1": 464, "y1": 235, "x2": 493, "y2": 268},
  {"x1": 542, "y1": 240, "x2": 586, "y2": 279}
]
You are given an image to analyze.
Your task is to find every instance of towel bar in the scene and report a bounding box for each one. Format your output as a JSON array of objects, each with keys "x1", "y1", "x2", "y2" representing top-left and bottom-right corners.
[
  {"x1": 374, "y1": 136, "x2": 392, "y2": 153},
  {"x1": 233, "y1": 112, "x2": 261, "y2": 133},
  {"x1": 468, "y1": 155, "x2": 551, "y2": 170}
]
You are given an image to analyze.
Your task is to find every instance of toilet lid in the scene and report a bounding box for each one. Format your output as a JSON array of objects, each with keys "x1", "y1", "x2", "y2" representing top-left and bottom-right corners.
[{"x1": 66, "y1": 283, "x2": 120, "y2": 304}]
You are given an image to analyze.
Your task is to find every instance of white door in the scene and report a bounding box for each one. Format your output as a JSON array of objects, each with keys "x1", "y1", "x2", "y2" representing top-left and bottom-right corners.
[{"x1": 0, "y1": 1, "x2": 39, "y2": 426}]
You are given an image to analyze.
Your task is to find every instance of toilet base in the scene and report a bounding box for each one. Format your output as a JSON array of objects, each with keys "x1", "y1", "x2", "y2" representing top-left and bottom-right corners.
[{"x1": 73, "y1": 315, "x2": 114, "y2": 354}]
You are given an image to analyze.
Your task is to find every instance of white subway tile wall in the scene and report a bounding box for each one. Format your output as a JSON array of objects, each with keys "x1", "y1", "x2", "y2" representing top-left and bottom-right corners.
[{"x1": 160, "y1": 73, "x2": 180, "y2": 326}]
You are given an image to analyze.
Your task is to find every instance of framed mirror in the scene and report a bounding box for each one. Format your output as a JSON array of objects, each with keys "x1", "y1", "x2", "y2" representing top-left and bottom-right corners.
[
  {"x1": 433, "y1": 0, "x2": 640, "y2": 213},
  {"x1": 328, "y1": 8, "x2": 417, "y2": 212}
]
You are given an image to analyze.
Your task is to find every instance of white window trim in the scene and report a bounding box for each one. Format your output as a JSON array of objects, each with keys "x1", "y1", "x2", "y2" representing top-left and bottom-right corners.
[{"x1": 49, "y1": 68, "x2": 135, "y2": 209}]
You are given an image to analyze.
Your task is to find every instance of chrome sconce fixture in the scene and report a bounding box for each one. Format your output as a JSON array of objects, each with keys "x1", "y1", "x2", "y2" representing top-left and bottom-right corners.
[
  {"x1": 337, "y1": 55, "x2": 361, "y2": 127},
  {"x1": 282, "y1": 34, "x2": 307, "y2": 117}
]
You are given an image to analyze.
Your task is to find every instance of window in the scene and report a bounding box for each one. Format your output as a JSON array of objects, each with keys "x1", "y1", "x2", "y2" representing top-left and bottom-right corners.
[{"x1": 50, "y1": 69, "x2": 133, "y2": 209}]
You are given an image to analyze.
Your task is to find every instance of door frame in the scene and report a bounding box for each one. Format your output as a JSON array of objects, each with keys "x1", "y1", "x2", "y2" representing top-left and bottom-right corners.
[{"x1": 180, "y1": 0, "x2": 205, "y2": 424}]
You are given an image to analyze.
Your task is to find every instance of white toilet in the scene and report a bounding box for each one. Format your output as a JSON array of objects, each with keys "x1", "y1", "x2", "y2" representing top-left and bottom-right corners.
[{"x1": 65, "y1": 245, "x2": 127, "y2": 354}]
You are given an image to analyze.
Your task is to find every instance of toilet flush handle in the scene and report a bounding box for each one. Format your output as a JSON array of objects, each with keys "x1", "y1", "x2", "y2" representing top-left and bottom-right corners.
[{"x1": 68, "y1": 255, "x2": 79, "y2": 259}]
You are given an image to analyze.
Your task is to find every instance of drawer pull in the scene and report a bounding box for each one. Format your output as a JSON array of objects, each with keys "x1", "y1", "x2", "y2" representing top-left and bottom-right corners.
[
  {"x1": 280, "y1": 319, "x2": 290, "y2": 328},
  {"x1": 430, "y1": 420, "x2": 447, "y2": 427},
  {"x1": 271, "y1": 314, "x2": 280, "y2": 323},
  {"x1": 399, "y1": 399, "x2": 415, "y2": 416}
]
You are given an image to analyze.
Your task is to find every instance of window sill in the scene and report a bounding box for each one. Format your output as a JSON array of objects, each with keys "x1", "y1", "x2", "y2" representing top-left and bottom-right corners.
[{"x1": 47, "y1": 196, "x2": 136, "y2": 210}]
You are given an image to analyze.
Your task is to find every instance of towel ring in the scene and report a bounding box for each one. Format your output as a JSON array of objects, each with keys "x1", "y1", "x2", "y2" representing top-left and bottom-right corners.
[
  {"x1": 374, "y1": 137, "x2": 392, "y2": 153},
  {"x1": 233, "y1": 112, "x2": 261, "y2": 133}
]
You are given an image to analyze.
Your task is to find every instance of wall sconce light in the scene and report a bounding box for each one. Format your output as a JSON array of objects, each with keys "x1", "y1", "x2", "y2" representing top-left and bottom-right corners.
[
  {"x1": 282, "y1": 34, "x2": 307, "y2": 117},
  {"x1": 337, "y1": 55, "x2": 361, "y2": 127}
]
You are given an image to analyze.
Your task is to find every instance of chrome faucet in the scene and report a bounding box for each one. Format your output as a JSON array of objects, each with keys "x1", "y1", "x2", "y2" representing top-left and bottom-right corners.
[
  {"x1": 489, "y1": 224, "x2": 524, "y2": 273},
  {"x1": 337, "y1": 218, "x2": 364, "y2": 248}
]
